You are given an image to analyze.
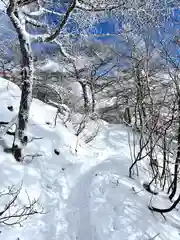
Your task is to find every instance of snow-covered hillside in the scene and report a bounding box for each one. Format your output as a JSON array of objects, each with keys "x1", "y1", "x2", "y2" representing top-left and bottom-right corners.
[{"x1": 0, "y1": 78, "x2": 180, "y2": 240}]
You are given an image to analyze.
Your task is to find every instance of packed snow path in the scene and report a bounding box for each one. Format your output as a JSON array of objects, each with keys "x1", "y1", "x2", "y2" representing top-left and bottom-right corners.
[{"x1": 0, "y1": 79, "x2": 180, "y2": 240}]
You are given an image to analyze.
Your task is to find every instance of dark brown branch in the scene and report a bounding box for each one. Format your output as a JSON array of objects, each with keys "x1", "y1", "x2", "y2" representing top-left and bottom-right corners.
[
  {"x1": 6, "y1": 131, "x2": 15, "y2": 136},
  {"x1": 0, "y1": 121, "x2": 9, "y2": 125},
  {"x1": 0, "y1": 192, "x2": 19, "y2": 216},
  {"x1": 149, "y1": 194, "x2": 180, "y2": 213},
  {"x1": 45, "y1": 0, "x2": 76, "y2": 41},
  {"x1": 0, "y1": 185, "x2": 45, "y2": 226}
]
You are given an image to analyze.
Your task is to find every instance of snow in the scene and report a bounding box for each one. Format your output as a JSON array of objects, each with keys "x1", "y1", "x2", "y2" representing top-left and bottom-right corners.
[
  {"x1": 40, "y1": 60, "x2": 61, "y2": 72},
  {"x1": 0, "y1": 78, "x2": 180, "y2": 239},
  {"x1": 0, "y1": 2, "x2": 5, "y2": 10}
]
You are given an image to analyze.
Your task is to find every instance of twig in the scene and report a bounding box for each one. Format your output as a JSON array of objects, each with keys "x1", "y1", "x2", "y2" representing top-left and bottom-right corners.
[{"x1": 148, "y1": 233, "x2": 160, "y2": 240}]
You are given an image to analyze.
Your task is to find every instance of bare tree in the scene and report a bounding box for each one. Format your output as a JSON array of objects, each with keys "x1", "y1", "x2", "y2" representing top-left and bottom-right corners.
[
  {"x1": 2, "y1": 0, "x2": 122, "y2": 160},
  {"x1": 0, "y1": 184, "x2": 44, "y2": 226}
]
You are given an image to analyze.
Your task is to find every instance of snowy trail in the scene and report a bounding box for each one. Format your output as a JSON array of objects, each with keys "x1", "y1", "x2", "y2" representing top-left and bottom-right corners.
[
  {"x1": 66, "y1": 159, "x2": 127, "y2": 240},
  {"x1": 65, "y1": 124, "x2": 180, "y2": 240},
  {"x1": 66, "y1": 158, "x2": 177, "y2": 240},
  {"x1": 1, "y1": 79, "x2": 180, "y2": 240},
  {"x1": 66, "y1": 156, "x2": 141, "y2": 240}
]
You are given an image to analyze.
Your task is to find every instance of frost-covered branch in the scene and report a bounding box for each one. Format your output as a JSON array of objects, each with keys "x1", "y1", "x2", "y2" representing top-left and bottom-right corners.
[
  {"x1": 0, "y1": 115, "x2": 17, "y2": 138},
  {"x1": 25, "y1": 16, "x2": 47, "y2": 28},
  {"x1": 44, "y1": 0, "x2": 77, "y2": 42},
  {"x1": 76, "y1": 0, "x2": 126, "y2": 12},
  {"x1": 27, "y1": 7, "x2": 64, "y2": 17}
]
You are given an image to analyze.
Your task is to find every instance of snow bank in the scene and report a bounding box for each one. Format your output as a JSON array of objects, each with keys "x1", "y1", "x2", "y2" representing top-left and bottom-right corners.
[{"x1": 0, "y1": 78, "x2": 179, "y2": 239}]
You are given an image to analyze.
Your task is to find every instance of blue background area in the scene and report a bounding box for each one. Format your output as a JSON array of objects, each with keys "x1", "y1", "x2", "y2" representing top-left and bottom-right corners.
[{"x1": 0, "y1": 2, "x2": 179, "y2": 66}]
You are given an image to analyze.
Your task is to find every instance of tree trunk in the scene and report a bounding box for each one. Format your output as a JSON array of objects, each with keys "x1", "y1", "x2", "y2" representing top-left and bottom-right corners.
[
  {"x1": 89, "y1": 82, "x2": 95, "y2": 113},
  {"x1": 169, "y1": 98, "x2": 180, "y2": 200},
  {"x1": 79, "y1": 81, "x2": 89, "y2": 114},
  {"x1": 7, "y1": 2, "x2": 34, "y2": 161}
]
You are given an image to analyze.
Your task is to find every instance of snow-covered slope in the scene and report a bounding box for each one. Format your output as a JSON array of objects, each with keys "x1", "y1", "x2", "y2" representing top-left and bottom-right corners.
[{"x1": 0, "y1": 78, "x2": 180, "y2": 240}]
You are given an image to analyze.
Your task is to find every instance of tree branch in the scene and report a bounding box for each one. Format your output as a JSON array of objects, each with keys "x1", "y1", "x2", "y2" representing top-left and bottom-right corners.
[
  {"x1": 149, "y1": 194, "x2": 180, "y2": 213},
  {"x1": 76, "y1": 0, "x2": 126, "y2": 12},
  {"x1": 44, "y1": 0, "x2": 77, "y2": 42},
  {"x1": 26, "y1": 7, "x2": 64, "y2": 17},
  {"x1": 0, "y1": 184, "x2": 45, "y2": 226},
  {"x1": 25, "y1": 16, "x2": 47, "y2": 28}
]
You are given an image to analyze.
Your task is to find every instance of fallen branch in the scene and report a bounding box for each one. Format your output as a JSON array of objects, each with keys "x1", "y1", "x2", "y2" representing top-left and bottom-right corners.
[
  {"x1": 148, "y1": 233, "x2": 160, "y2": 240},
  {"x1": 149, "y1": 194, "x2": 180, "y2": 213},
  {"x1": 28, "y1": 136, "x2": 43, "y2": 143},
  {"x1": 0, "y1": 184, "x2": 45, "y2": 226},
  {"x1": 0, "y1": 115, "x2": 17, "y2": 138},
  {"x1": 0, "y1": 121, "x2": 9, "y2": 125},
  {"x1": 21, "y1": 153, "x2": 43, "y2": 162}
]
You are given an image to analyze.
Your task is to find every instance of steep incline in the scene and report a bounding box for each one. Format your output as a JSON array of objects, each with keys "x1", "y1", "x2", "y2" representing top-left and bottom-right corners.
[{"x1": 0, "y1": 79, "x2": 179, "y2": 240}]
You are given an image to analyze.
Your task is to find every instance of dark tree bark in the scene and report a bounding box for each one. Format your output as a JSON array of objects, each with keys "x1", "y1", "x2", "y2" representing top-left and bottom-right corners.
[
  {"x1": 169, "y1": 98, "x2": 180, "y2": 200},
  {"x1": 7, "y1": 0, "x2": 34, "y2": 161},
  {"x1": 79, "y1": 81, "x2": 89, "y2": 114},
  {"x1": 149, "y1": 194, "x2": 180, "y2": 213},
  {"x1": 89, "y1": 82, "x2": 95, "y2": 113}
]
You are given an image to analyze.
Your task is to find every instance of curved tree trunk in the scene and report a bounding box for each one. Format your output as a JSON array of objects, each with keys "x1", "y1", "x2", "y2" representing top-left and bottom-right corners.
[{"x1": 149, "y1": 193, "x2": 180, "y2": 213}]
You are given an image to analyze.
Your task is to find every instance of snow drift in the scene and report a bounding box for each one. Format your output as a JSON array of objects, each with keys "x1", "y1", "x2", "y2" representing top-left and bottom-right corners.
[{"x1": 0, "y1": 78, "x2": 179, "y2": 240}]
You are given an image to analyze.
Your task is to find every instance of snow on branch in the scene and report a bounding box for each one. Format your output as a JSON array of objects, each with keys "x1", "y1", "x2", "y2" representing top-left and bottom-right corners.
[
  {"x1": 44, "y1": 0, "x2": 77, "y2": 42},
  {"x1": 53, "y1": 39, "x2": 76, "y2": 60},
  {"x1": 7, "y1": 0, "x2": 128, "y2": 45},
  {"x1": 76, "y1": 0, "x2": 127, "y2": 12},
  {"x1": 24, "y1": 6, "x2": 64, "y2": 18},
  {"x1": 17, "y1": 0, "x2": 37, "y2": 7},
  {"x1": 0, "y1": 115, "x2": 17, "y2": 138},
  {"x1": 25, "y1": 15, "x2": 47, "y2": 28},
  {"x1": 35, "y1": 7, "x2": 64, "y2": 17},
  {"x1": 0, "y1": 0, "x2": 7, "y2": 7},
  {"x1": 28, "y1": 0, "x2": 76, "y2": 43}
]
